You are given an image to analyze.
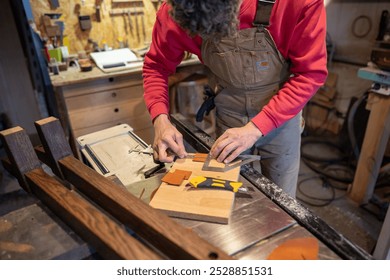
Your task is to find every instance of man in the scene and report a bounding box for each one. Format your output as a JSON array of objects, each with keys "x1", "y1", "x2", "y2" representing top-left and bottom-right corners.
[{"x1": 142, "y1": 0, "x2": 328, "y2": 197}]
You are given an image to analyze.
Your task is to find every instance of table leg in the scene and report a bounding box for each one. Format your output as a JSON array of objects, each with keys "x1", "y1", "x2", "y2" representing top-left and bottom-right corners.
[{"x1": 350, "y1": 93, "x2": 390, "y2": 204}]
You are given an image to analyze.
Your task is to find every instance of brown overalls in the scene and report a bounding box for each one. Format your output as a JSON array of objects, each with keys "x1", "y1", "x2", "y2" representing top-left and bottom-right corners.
[{"x1": 201, "y1": 0, "x2": 301, "y2": 197}]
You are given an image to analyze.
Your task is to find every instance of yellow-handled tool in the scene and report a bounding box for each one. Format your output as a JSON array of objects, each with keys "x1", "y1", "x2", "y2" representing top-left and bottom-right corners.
[{"x1": 189, "y1": 176, "x2": 243, "y2": 192}]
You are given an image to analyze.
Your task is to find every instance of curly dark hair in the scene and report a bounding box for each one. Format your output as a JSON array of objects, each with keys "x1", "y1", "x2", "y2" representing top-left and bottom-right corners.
[{"x1": 167, "y1": 0, "x2": 241, "y2": 40}]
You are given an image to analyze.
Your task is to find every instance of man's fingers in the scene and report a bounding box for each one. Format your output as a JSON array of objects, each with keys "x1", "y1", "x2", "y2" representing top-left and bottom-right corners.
[
  {"x1": 211, "y1": 134, "x2": 233, "y2": 161},
  {"x1": 164, "y1": 134, "x2": 187, "y2": 158},
  {"x1": 216, "y1": 141, "x2": 238, "y2": 163},
  {"x1": 223, "y1": 147, "x2": 242, "y2": 163},
  {"x1": 153, "y1": 138, "x2": 186, "y2": 163}
]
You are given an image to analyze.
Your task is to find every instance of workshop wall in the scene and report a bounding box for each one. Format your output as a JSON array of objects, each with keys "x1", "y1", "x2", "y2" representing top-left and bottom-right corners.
[
  {"x1": 0, "y1": 0, "x2": 42, "y2": 145},
  {"x1": 326, "y1": 0, "x2": 389, "y2": 65},
  {"x1": 30, "y1": 0, "x2": 160, "y2": 55},
  {"x1": 318, "y1": 0, "x2": 390, "y2": 135}
]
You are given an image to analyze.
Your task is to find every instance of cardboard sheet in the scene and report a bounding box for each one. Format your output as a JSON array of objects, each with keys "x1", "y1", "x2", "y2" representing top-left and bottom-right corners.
[{"x1": 149, "y1": 154, "x2": 241, "y2": 224}]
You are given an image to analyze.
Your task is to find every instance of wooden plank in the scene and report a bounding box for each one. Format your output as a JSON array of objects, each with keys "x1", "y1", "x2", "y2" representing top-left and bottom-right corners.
[
  {"x1": 1, "y1": 126, "x2": 161, "y2": 259},
  {"x1": 65, "y1": 84, "x2": 144, "y2": 111},
  {"x1": 59, "y1": 156, "x2": 232, "y2": 259},
  {"x1": 149, "y1": 156, "x2": 239, "y2": 224},
  {"x1": 57, "y1": 69, "x2": 143, "y2": 96},
  {"x1": 25, "y1": 168, "x2": 161, "y2": 260},
  {"x1": 35, "y1": 117, "x2": 74, "y2": 179},
  {"x1": 350, "y1": 93, "x2": 390, "y2": 204},
  {"x1": 34, "y1": 117, "x2": 232, "y2": 260},
  {"x1": 0, "y1": 127, "x2": 41, "y2": 192},
  {"x1": 68, "y1": 98, "x2": 151, "y2": 130}
]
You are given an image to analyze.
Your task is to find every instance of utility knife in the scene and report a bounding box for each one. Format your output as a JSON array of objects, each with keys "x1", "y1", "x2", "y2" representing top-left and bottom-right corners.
[{"x1": 189, "y1": 176, "x2": 243, "y2": 192}]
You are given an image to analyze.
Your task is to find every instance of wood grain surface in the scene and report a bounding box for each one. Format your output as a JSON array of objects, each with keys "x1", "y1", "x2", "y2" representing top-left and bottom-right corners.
[
  {"x1": 26, "y1": 169, "x2": 161, "y2": 260},
  {"x1": 59, "y1": 156, "x2": 232, "y2": 260},
  {"x1": 1, "y1": 126, "x2": 160, "y2": 259},
  {"x1": 149, "y1": 155, "x2": 240, "y2": 224},
  {"x1": 35, "y1": 117, "x2": 74, "y2": 178},
  {"x1": 35, "y1": 116, "x2": 232, "y2": 259},
  {"x1": 30, "y1": 0, "x2": 158, "y2": 54},
  {"x1": 0, "y1": 127, "x2": 41, "y2": 192}
]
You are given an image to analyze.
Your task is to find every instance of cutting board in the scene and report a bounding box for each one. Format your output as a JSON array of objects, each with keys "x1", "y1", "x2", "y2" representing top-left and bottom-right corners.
[{"x1": 149, "y1": 154, "x2": 241, "y2": 224}]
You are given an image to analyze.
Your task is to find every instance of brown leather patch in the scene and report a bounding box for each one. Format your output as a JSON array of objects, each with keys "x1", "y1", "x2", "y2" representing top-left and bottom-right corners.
[
  {"x1": 192, "y1": 153, "x2": 208, "y2": 162},
  {"x1": 267, "y1": 237, "x2": 319, "y2": 260},
  {"x1": 173, "y1": 169, "x2": 192, "y2": 179},
  {"x1": 161, "y1": 169, "x2": 192, "y2": 185}
]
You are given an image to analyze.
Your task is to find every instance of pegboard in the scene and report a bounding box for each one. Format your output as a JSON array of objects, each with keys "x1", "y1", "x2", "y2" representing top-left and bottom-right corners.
[{"x1": 30, "y1": 0, "x2": 161, "y2": 55}]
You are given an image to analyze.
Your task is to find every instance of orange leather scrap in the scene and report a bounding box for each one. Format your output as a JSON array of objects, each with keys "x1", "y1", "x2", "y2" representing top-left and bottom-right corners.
[
  {"x1": 173, "y1": 169, "x2": 192, "y2": 179},
  {"x1": 192, "y1": 153, "x2": 208, "y2": 162},
  {"x1": 266, "y1": 237, "x2": 319, "y2": 260},
  {"x1": 161, "y1": 169, "x2": 192, "y2": 186}
]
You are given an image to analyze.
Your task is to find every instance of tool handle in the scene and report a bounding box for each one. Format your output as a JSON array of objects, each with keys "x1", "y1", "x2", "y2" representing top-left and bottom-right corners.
[
  {"x1": 144, "y1": 163, "x2": 165, "y2": 178},
  {"x1": 189, "y1": 176, "x2": 242, "y2": 192},
  {"x1": 196, "y1": 85, "x2": 216, "y2": 122}
]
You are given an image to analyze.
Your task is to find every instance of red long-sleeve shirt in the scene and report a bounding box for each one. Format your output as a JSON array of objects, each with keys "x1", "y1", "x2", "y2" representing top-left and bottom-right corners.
[{"x1": 143, "y1": 0, "x2": 328, "y2": 135}]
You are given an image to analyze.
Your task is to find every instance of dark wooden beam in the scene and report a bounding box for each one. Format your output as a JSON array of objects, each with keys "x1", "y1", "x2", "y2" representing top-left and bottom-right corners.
[
  {"x1": 35, "y1": 116, "x2": 232, "y2": 260},
  {"x1": 1, "y1": 126, "x2": 161, "y2": 260},
  {"x1": 25, "y1": 168, "x2": 161, "y2": 259},
  {"x1": 34, "y1": 116, "x2": 74, "y2": 179},
  {"x1": 0, "y1": 126, "x2": 40, "y2": 193}
]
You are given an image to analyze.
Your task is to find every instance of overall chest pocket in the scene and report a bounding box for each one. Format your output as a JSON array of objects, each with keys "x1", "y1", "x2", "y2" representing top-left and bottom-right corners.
[{"x1": 204, "y1": 30, "x2": 287, "y2": 89}]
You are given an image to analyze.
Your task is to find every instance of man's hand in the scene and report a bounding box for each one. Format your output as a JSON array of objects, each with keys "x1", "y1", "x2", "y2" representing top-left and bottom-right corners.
[
  {"x1": 210, "y1": 122, "x2": 263, "y2": 163},
  {"x1": 152, "y1": 114, "x2": 187, "y2": 163}
]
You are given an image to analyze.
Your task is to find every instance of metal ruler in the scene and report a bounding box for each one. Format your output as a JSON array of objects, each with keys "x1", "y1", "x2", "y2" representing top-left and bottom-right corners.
[{"x1": 186, "y1": 154, "x2": 261, "y2": 172}]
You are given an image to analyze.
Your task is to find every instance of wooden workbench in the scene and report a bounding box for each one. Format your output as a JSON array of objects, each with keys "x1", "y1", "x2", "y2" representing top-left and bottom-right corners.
[
  {"x1": 0, "y1": 116, "x2": 372, "y2": 260},
  {"x1": 0, "y1": 162, "x2": 340, "y2": 260}
]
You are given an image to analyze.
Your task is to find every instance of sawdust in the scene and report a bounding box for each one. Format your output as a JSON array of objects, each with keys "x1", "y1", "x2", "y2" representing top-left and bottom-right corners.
[{"x1": 252, "y1": 172, "x2": 312, "y2": 222}]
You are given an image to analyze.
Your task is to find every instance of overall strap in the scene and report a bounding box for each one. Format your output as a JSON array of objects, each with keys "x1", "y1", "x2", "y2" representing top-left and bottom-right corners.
[{"x1": 253, "y1": 0, "x2": 276, "y2": 27}]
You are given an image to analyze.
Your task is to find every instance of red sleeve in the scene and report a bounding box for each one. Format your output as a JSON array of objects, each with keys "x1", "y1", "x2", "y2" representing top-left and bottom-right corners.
[
  {"x1": 251, "y1": 0, "x2": 328, "y2": 135},
  {"x1": 142, "y1": 3, "x2": 202, "y2": 121}
]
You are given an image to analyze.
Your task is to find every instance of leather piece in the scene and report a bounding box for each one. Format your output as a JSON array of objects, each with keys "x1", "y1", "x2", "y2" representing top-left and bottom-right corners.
[{"x1": 267, "y1": 237, "x2": 319, "y2": 260}]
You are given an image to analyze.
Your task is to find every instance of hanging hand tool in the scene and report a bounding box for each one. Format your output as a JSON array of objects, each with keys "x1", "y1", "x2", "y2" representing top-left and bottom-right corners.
[
  {"x1": 133, "y1": 5, "x2": 140, "y2": 43},
  {"x1": 189, "y1": 176, "x2": 243, "y2": 192},
  {"x1": 127, "y1": 10, "x2": 134, "y2": 35},
  {"x1": 123, "y1": 13, "x2": 128, "y2": 34},
  {"x1": 54, "y1": 21, "x2": 65, "y2": 46},
  {"x1": 95, "y1": 0, "x2": 104, "y2": 22},
  {"x1": 139, "y1": 2, "x2": 146, "y2": 44}
]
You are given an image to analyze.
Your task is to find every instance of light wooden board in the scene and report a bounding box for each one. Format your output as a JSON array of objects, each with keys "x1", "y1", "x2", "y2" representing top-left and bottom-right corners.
[{"x1": 149, "y1": 155, "x2": 241, "y2": 224}]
